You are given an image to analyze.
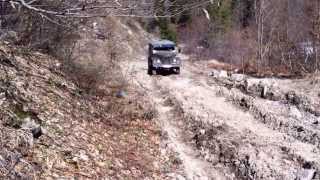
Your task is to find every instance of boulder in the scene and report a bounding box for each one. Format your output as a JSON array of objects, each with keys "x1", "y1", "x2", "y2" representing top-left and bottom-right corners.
[
  {"x1": 21, "y1": 117, "x2": 43, "y2": 139},
  {"x1": 261, "y1": 84, "x2": 268, "y2": 98},
  {"x1": 289, "y1": 106, "x2": 302, "y2": 119},
  {"x1": 0, "y1": 30, "x2": 18, "y2": 43},
  {"x1": 297, "y1": 169, "x2": 316, "y2": 180},
  {"x1": 243, "y1": 78, "x2": 281, "y2": 99},
  {"x1": 230, "y1": 74, "x2": 246, "y2": 82},
  {"x1": 210, "y1": 70, "x2": 228, "y2": 78}
]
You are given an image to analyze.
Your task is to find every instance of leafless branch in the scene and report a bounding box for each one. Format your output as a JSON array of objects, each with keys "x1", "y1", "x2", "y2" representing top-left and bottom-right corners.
[{"x1": 2, "y1": 0, "x2": 213, "y2": 18}]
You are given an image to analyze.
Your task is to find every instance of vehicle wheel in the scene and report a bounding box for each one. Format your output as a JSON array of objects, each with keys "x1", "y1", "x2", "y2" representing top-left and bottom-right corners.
[
  {"x1": 152, "y1": 69, "x2": 157, "y2": 75},
  {"x1": 148, "y1": 66, "x2": 152, "y2": 75},
  {"x1": 175, "y1": 68, "x2": 180, "y2": 74}
]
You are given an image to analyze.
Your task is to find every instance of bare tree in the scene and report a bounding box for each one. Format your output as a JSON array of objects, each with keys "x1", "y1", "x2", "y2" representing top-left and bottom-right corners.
[
  {"x1": 312, "y1": 0, "x2": 320, "y2": 72},
  {"x1": 2, "y1": 0, "x2": 214, "y2": 19}
]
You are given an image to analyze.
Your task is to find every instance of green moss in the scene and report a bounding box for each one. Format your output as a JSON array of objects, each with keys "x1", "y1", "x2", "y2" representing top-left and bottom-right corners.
[
  {"x1": 5, "y1": 104, "x2": 40, "y2": 129},
  {"x1": 3, "y1": 105, "x2": 29, "y2": 128},
  {"x1": 13, "y1": 107, "x2": 30, "y2": 120},
  {"x1": 6, "y1": 117, "x2": 24, "y2": 129}
]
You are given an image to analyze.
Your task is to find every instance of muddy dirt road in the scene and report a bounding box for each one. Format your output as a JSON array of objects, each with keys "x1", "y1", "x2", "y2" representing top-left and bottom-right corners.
[{"x1": 122, "y1": 55, "x2": 320, "y2": 180}]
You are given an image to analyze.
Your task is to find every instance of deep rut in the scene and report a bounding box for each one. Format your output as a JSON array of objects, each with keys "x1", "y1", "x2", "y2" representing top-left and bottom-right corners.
[
  {"x1": 122, "y1": 57, "x2": 319, "y2": 180},
  {"x1": 153, "y1": 79, "x2": 231, "y2": 179}
]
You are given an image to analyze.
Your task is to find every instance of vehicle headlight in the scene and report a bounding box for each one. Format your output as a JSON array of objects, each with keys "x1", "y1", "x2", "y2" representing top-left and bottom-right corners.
[
  {"x1": 173, "y1": 58, "x2": 177, "y2": 63},
  {"x1": 153, "y1": 58, "x2": 161, "y2": 64},
  {"x1": 173, "y1": 58, "x2": 179, "y2": 64}
]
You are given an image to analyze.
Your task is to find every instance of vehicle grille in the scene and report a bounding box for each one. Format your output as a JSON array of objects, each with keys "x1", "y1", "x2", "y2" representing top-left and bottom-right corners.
[{"x1": 161, "y1": 58, "x2": 172, "y2": 65}]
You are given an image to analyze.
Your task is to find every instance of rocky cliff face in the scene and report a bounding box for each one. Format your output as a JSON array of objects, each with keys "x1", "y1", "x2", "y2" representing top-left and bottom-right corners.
[{"x1": 0, "y1": 42, "x2": 167, "y2": 179}]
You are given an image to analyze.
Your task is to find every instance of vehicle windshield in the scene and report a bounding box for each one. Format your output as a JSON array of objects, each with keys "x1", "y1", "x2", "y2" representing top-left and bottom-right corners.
[{"x1": 153, "y1": 46, "x2": 175, "y2": 51}]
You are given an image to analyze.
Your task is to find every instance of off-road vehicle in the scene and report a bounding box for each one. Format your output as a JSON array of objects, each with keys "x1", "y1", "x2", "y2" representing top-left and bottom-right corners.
[{"x1": 148, "y1": 40, "x2": 181, "y2": 75}]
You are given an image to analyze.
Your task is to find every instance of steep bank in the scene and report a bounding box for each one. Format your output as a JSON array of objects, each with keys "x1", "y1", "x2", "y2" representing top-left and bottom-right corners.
[{"x1": 0, "y1": 26, "x2": 169, "y2": 179}]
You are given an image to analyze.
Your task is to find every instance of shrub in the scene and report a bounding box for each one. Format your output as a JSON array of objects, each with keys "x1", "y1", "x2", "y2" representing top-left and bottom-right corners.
[
  {"x1": 60, "y1": 18, "x2": 127, "y2": 96},
  {"x1": 158, "y1": 19, "x2": 177, "y2": 42}
]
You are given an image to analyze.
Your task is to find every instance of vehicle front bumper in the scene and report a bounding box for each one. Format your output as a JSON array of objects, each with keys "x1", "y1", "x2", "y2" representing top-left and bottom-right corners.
[{"x1": 152, "y1": 64, "x2": 180, "y2": 69}]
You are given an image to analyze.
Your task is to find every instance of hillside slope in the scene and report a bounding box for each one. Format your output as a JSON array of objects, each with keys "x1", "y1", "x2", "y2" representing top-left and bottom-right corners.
[{"x1": 0, "y1": 42, "x2": 169, "y2": 179}]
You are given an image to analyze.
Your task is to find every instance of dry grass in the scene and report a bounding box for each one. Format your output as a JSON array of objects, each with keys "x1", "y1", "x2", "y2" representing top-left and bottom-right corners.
[
  {"x1": 207, "y1": 60, "x2": 237, "y2": 72},
  {"x1": 0, "y1": 34, "x2": 166, "y2": 179}
]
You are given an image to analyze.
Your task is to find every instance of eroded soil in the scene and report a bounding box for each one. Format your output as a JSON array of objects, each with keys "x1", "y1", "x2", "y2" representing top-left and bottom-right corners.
[{"x1": 122, "y1": 55, "x2": 320, "y2": 180}]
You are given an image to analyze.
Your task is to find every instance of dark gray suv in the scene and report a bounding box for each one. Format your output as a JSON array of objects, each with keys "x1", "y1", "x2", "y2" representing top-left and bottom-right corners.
[{"x1": 148, "y1": 40, "x2": 181, "y2": 75}]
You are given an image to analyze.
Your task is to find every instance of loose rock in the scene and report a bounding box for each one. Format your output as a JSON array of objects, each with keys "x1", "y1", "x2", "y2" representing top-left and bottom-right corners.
[{"x1": 297, "y1": 169, "x2": 316, "y2": 180}]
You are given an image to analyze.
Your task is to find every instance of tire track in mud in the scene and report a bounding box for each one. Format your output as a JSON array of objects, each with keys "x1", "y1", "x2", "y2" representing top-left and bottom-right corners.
[
  {"x1": 152, "y1": 91, "x2": 227, "y2": 180},
  {"x1": 153, "y1": 70, "x2": 320, "y2": 180},
  {"x1": 227, "y1": 87, "x2": 320, "y2": 148},
  {"x1": 122, "y1": 59, "x2": 228, "y2": 180},
  {"x1": 203, "y1": 77, "x2": 320, "y2": 176},
  {"x1": 184, "y1": 62, "x2": 320, "y2": 178},
  {"x1": 203, "y1": 71, "x2": 320, "y2": 149},
  {"x1": 123, "y1": 58, "x2": 319, "y2": 179},
  {"x1": 156, "y1": 83, "x2": 296, "y2": 180}
]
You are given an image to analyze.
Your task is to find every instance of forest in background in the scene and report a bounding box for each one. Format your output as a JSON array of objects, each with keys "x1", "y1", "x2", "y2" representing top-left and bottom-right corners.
[
  {"x1": 1, "y1": 0, "x2": 319, "y2": 75},
  {"x1": 145, "y1": 0, "x2": 320, "y2": 75}
]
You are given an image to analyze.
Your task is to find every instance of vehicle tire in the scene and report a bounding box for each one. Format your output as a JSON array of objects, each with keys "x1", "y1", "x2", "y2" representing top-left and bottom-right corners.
[
  {"x1": 152, "y1": 69, "x2": 157, "y2": 75},
  {"x1": 175, "y1": 68, "x2": 180, "y2": 74},
  {"x1": 148, "y1": 66, "x2": 152, "y2": 75}
]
